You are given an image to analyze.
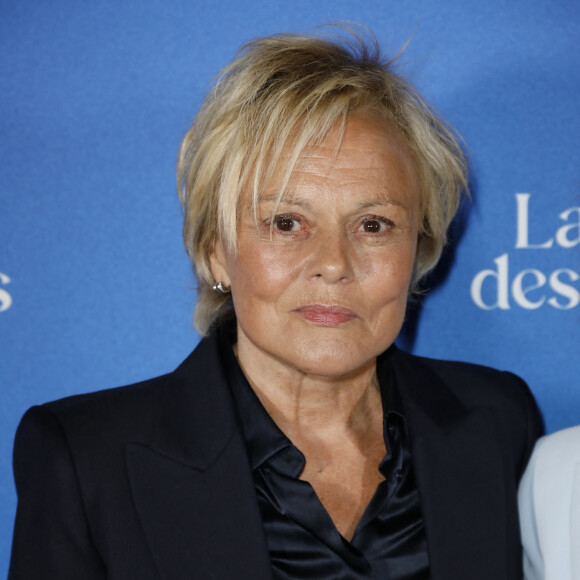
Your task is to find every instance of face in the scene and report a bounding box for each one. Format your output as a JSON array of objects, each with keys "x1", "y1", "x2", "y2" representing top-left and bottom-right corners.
[{"x1": 210, "y1": 114, "x2": 420, "y2": 380}]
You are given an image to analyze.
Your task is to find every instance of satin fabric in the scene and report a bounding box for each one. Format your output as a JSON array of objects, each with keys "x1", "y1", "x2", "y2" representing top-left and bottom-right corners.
[{"x1": 220, "y1": 324, "x2": 430, "y2": 579}]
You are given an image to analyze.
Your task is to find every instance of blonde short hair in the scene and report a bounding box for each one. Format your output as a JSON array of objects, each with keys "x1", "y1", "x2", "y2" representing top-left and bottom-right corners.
[{"x1": 177, "y1": 26, "x2": 468, "y2": 335}]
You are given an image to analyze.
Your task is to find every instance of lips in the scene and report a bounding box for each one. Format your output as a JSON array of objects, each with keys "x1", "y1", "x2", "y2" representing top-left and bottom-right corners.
[{"x1": 294, "y1": 304, "x2": 358, "y2": 326}]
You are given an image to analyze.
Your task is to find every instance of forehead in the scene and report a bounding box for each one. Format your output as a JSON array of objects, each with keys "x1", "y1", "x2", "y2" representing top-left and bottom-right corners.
[{"x1": 248, "y1": 113, "x2": 420, "y2": 209}]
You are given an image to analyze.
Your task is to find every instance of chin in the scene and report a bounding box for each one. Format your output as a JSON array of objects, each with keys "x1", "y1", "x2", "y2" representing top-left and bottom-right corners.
[{"x1": 286, "y1": 338, "x2": 381, "y2": 378}]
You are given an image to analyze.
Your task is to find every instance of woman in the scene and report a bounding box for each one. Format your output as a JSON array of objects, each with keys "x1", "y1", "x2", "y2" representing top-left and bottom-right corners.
[
  {"x1": 9, "y1": 28, "x2": 541, "y2": 579},
  {"x1": 518, "y1": 425, "x2": 580, "y2": 580}
]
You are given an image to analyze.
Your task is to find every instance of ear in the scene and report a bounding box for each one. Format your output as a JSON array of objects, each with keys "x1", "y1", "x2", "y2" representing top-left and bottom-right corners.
[{"x1": 209, "y1": 240, "x2": 232, "y2": 287}]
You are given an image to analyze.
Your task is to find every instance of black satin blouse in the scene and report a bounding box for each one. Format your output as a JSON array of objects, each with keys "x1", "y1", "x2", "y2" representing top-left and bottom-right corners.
[{"x1": 219, "y1": 325, "x2": 430, "y2": 579}]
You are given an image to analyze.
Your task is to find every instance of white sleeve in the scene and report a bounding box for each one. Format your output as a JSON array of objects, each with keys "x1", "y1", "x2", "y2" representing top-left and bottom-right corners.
[
  {"x1": 518, "y1": 426, "x2": 580, "y2": 580},
  {"x1": 518, "y1": 438, "x2": 545, "y2": 580}
]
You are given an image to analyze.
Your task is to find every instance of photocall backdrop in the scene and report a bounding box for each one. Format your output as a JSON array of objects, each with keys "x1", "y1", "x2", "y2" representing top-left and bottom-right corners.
[{"x1": 1, "y1": 0, "x2": 578, "y2": 571}]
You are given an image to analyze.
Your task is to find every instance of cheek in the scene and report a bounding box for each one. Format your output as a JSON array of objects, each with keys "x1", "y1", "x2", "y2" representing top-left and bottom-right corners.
[
  {"x1": 357, "y1": 242, "x2": 416, "y2": 291},
  {"x1": 228, "y1": 241, "x2": 305, "y2": 301}
]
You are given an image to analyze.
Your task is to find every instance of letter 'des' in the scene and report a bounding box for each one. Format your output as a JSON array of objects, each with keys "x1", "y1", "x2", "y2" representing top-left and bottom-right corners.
[{"x1": 0, "y1": 273, "x2": 12, "y2": 312}]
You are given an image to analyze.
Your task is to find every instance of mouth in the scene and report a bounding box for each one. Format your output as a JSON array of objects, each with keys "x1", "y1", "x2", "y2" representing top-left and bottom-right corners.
[{"x1": 293, "y1": 304, "x2": 358, "y2": 327}]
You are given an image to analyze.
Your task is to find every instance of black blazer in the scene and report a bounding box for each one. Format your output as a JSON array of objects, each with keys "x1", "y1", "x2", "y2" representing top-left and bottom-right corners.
[{"x1": 9, "y1": 332, "x2": 541, "y2": 579}]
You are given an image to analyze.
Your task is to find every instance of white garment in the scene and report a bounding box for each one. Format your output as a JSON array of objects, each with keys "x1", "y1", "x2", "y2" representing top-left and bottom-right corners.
[{"x1": 518, "y1": 425, "x2": 580, "y2": 580}]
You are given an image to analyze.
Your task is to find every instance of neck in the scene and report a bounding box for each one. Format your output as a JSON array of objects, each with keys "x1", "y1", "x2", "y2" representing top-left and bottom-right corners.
[{"x1": 234, "y1": 330, "x2": 382, "y2": 440}]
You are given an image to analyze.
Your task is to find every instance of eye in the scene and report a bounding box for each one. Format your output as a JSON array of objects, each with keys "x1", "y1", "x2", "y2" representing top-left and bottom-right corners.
[
  {"x1": 359, "y1": 216, "x2": 392, "y2": 233},
  {"x1": 259, "y1": 212, "x2": 308, "y2": 241},
  {"x1": 273, "y1": 216, "x2": 299, "y2": 232}
]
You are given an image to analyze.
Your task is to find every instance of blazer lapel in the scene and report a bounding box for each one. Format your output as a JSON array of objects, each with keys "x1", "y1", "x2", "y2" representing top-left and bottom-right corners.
[
  {"x1": 388, "y1": 349, "x2": 512, "y2": 580},
  {"x1": 126, "y1": 335, "x2": 272, "y2": 580}
]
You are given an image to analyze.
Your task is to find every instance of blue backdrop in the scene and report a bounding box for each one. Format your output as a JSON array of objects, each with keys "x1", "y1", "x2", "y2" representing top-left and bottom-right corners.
[{"x1": 1, "y1": 0, "x2": 578, "y2": 572}]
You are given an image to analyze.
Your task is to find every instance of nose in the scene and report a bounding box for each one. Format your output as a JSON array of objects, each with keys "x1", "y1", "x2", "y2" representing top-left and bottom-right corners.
[{"x1": 307, "y1": 230, "x2": 354, "y2": 283}]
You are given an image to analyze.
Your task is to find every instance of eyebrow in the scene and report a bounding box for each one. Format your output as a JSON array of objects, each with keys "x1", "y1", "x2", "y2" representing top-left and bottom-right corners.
[
  {"x1": 355, "y1": 197, "x2": 408, "y2": 210},
  {"x1": 257, "y1": 191, "x2": 408, "y2": 212},
  {"x1": 257, "y1": 193, "x2": 312, "y2": 211}
]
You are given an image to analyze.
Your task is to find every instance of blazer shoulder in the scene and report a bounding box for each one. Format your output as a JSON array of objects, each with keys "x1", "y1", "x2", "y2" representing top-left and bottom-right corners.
[
  {"x1": 37, "y1": 337, "x2": 215, "y2": 431},
  {"x1": 392, "y1": 348, "x2": 543, "y2": 476},
  {"x1": 398, "y1": 349, "x2": 537, "y2": 411},
  {"x1": 16, "y1": 334, "x2": 227, "y2": 462},
  {"x1": 11, "y1": 376, "x2": 172, "y2": 484},
  {"x1": 43, "y1": 370, "x2": 171, "y2": 416}
]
